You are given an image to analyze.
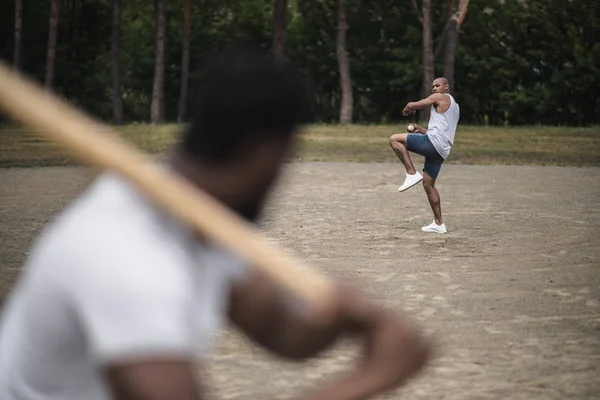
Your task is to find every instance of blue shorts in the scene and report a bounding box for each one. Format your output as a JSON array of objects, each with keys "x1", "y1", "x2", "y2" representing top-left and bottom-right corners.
[{"x1": 406, "y1": 134, "x2": 445, "y2": 180}]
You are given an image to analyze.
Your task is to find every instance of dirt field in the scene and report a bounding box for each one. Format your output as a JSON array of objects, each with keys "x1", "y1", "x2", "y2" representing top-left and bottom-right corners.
[{"x1": 1, "y1": 163, "x2": 599, "y2": 399}]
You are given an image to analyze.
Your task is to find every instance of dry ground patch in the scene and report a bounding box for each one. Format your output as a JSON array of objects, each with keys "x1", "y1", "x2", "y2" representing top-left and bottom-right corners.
[{"x1": 1, "y1": 162, "x2": 599, "y2": 399}]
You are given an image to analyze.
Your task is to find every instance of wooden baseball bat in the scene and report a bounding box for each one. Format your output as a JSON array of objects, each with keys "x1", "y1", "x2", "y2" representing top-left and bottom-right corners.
[{"x1": 0, "y1": 61, "x2": 332, "y2": 308}]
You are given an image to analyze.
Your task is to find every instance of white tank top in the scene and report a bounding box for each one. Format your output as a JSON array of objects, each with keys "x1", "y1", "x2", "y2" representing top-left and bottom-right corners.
[{"x1": 425, "y1": 93, "x2": 460, "y2": 160}]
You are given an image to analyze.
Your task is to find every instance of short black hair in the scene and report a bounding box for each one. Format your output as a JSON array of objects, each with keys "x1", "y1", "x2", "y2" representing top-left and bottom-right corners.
[{"x1": 180, "y1": 49, "x2": 306, "y2": 164}]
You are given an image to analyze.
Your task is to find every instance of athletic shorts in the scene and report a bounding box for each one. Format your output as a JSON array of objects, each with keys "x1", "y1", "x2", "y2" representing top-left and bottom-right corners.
[{"x1": 406, "y1": 133, "x2": 445, "y2": 180}]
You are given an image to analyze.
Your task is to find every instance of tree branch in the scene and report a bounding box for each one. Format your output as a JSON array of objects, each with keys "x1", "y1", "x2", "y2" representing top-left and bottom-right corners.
[
  {"x1": 410, "y1": 0, "x2": 423, "y2": 25},
  {"x1": 453, "y1": 0, "x2": 470, "y2": 26},
  {"x1": 448, "y1": 0, "x2": 456, "y2": 18},
  {"x1": 434, "y1": 20, "x2": 451, "y2": 59},
  {"x1": 434, "y1": 0, "x2": 469, "y2": 60}
]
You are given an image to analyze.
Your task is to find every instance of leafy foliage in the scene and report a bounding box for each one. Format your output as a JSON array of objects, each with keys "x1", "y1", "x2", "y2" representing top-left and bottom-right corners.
[{"x1": 1, "y1": 0, "x2": 599, "y2": 125}]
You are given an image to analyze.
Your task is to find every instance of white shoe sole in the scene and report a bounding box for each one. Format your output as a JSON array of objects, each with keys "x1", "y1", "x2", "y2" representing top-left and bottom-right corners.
[
  {"x1": 398, "y1": 176, "x2": 423, "y2": 192},
  {"x1": 422, "y1": 229, "x2": 447, "y2": 234}
]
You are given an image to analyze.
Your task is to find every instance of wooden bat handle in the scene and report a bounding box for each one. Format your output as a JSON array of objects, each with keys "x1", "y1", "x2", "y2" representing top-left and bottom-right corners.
[{"x1": 0, "y1": 61, "x2": 333, "y2": 309}]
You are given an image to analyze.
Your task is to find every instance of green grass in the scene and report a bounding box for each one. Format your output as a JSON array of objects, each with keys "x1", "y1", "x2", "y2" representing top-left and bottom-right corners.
[{"x1": 1, "y1": 123, "x2": 599, "y2": 167}]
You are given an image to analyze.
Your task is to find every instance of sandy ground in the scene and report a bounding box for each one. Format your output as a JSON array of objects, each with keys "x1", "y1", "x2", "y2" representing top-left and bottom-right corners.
[{"x1": 1, "y1": 163, "x2": 599, "y2": 399}]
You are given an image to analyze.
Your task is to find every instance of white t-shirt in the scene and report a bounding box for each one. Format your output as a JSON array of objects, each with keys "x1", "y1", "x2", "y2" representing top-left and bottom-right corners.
[
  {"x1": 0, "y1": 173, "x2": 247, "y2": 400},
  {"x1": 426, "y1": 93, "x2": 460, "y2": 159}
]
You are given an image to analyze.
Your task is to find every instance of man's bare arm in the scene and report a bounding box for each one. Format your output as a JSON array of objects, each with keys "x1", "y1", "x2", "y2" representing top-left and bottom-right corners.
[
  {"x1": 227, "y1": 271, "x2": 349, "y2": 360},
  {"x1": 104, "y1": 360, "x2": 203, "y2": 400},
  {"x1": 403, "y1": 93, "x2": 448, "y2": 115},
  {"x1": 228, "y1": 271, "x2": 432, "y2": 399}
]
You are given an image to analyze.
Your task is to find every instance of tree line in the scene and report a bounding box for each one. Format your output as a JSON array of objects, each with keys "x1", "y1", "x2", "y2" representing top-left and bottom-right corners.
[{"x1": 2, "y1": 0, "x2": 599, "y2": 126}]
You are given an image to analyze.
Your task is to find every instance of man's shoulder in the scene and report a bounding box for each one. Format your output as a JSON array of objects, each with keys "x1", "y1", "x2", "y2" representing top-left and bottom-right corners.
[
  {"x1": 431, "y1": 93, "x2": 451, "y2": 104},
  {"x1": 43, "y1": 175, "x2": 155, "y2": 247},
  {"x1": 29, "y1": 172, "x2": 246, "y2": 296},
  {"x1": 32, "y1": 174, "x2": 193, "y2": 283}
]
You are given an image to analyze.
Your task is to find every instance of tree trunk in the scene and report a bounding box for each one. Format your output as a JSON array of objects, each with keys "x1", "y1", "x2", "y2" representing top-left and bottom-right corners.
[
  {"x1": 151, "y1": 0, "x2": 166, "y2": 124},
  {"x1": 336, "y1": 0, "x2": 353, "y2": 125},
  {"x1": 273, "y1": 0, "x2": 287, "y2": 62},
  {"x1": 443, "y1": 0, "x2": 469, "y2": 92},
  {"x1": 68, "y1": 0, "x2": 76, "y2": 42},
  {"x1": 421, "y1": 0, "x2": 434, "y2": 121},
  {"x1": 178, "y1": 0, "x2": 191, "y2": 123},
  {"x1": 13, "y1": 0, "x2": 23, "y2": 72},
  {"x1": 45, "y1": 0, "x2": 61, "y2": 89},
  {"x1": 111, "y1": 0, "x2": 123, "y2": 125}
]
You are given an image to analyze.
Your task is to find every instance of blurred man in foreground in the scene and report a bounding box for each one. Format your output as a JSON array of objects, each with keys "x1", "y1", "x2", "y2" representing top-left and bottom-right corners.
[{"x1": 0, "y1": 49, "x2": 432, "y2": 400}]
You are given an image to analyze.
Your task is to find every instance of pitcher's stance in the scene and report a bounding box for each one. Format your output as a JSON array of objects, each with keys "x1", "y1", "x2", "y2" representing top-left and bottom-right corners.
[{"x1": 389, "y1": 77, "x2": 460, "y2": 234}]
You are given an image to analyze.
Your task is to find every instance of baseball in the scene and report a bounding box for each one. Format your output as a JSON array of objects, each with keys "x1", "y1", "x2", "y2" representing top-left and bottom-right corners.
[{"x1": 407, "y1": 124, "x2": 415, "y2": 132}]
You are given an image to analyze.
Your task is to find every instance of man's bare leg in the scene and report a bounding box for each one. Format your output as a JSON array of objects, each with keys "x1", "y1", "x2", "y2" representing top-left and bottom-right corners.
[
  {"x1": 422, "y1": 172, "x2": 442, "y2": 225},
  {"x1": 389, "y1": 134, "x2": 416, "y2": 174},
  {"x1": 389, "y1": 134, "x2": 424, "y2": 192},
  {"x1": 421, "y1": 172, "x2": 447, "y2": 233}
]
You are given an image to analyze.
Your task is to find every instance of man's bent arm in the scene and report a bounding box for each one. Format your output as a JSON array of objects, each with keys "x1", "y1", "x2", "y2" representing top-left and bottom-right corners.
[
  {"x1": 228, "y1": 271, "x2": 432, "y2": 399},
  {"x1": 410, "y1": 123, "x2": 427, "y2": 134},
  {"x1": 105, "y1": 360, "x2": 203, "y2": 400},
  {"x1": 227, "y1": 270, "x2": 351, "y2": 360},
  {"x1": 404, "y1": 93, "x2": 447, "y2": 113}
]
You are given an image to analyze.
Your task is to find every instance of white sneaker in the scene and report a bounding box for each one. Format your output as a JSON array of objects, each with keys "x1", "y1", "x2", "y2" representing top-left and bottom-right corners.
[
  {"x1": 421, "y1": 220, "x2": 447, "y2": 234},
  {"x1": 397, "y1": 171, "x2": 423, "y2": 192}
]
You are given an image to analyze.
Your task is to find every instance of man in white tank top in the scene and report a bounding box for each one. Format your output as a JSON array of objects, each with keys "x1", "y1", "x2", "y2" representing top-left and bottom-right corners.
[{"x1": 389, "y1": 77, "x2": 460, "y2": 234}]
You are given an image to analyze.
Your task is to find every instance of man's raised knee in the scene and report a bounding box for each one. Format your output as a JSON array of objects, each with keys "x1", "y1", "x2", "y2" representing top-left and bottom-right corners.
[{"x1": 389, "y1": 134, "x2": 407, "y2": 147}]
